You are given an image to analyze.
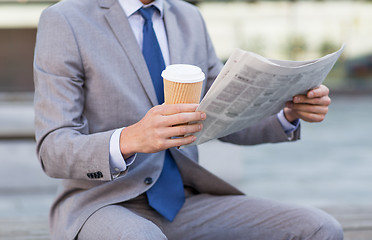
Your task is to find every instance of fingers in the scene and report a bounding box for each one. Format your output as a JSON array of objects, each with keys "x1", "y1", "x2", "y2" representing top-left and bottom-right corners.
[
  {"x1": 122, "y1": 104, "x2": 206, "y2": 154},
  {"x1": 307, "y1": 84, "x2": 329, "y2": 98},
  {"x1": 291, "y1": 85, "x2": 331, "y2": 106},
  {"x1": 286, "y1": 85, "x2": 331, "y2": 123},
  {"x1": 292, "y1": 95, "x2": 331, "y2": 106},
  {"x1": 152, "y1": 120, "x2": 203, "y2": 141},
  {"x1": 145, "y1": 123, "x2": 203, "y2": 150},
  {"x1": 286, "y1": 102, "x2": 329, "y2": 115},
  {"x1": 164, "y1": 112, "x2": 206, "y2": 126},
  {"x1": 152, "y1": 104, "x2": 206, "y2": 127},
  {"x1": 158, "y1": 135, "x2": 198, "y2": 149},
  {"x1": 154, "y1": 104, "x2": 199, "y2": 115},
  {"x1": 292, "y1": 112, "x2": 326, "y2": 123},
  {"x1": 166, "y1": 122, "x2": 203, "y2": 138},
  {"x1": 286, "y1": 99, "x2": 329, "y2": 122}
]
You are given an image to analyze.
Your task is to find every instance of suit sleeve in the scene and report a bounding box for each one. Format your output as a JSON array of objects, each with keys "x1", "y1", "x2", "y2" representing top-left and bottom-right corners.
[
  {"x1": 218, "y1": 115, "x2": 301, "y2": 145},
  {"x1": 34, "y1": 7, "x2": 114, "y2": 181}
]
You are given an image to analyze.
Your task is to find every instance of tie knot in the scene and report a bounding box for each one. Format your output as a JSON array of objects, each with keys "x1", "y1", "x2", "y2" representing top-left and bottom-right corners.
[{"x1": 139, "y1": 6, "x2": 156, "y2": 22}]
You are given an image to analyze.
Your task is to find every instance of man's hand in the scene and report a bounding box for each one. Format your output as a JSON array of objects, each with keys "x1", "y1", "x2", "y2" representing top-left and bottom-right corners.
[
  {"x1": 284, "y1": 84, "x2": 331, "y2": 123},
  {"x1": 119, "y1": 104, "x2": 205, "y2": 158}
]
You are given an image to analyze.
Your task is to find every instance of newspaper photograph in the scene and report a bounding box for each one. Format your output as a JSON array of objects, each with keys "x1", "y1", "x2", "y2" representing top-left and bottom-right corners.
[{"x1": 186, "y1": 44, "x2": 345, "y2": 146}]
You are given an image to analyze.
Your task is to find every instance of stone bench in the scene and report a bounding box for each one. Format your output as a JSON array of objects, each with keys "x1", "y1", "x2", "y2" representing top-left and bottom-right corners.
[
  {"x1": 0, "y1": 216, "x2": 49, "y2": 240},
  {"x1": 324, "y1": 206, "x2": 372, "y2": 240},
  {"x1": 1, "y1": 206, "x2": 372, "y2": 240}
]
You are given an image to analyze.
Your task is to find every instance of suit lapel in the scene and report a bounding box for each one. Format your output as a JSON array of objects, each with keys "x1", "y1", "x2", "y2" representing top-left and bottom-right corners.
[
  {"x1": 100, "y1": 0, "x2": 159, "y2": 106},
  {"x1": 163, "y1": 0, "x2": 182, "y2": 64}
]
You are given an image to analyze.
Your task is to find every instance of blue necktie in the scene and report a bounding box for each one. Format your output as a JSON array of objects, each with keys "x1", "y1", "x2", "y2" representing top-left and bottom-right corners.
[{"x1": 139, "y1": 6, "x2": 185, "y2": 222}]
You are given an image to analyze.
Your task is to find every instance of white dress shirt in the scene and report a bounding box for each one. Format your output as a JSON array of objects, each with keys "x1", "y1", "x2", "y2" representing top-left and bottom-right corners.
[
  {"x1": 109, "y1": 0, "x2": 299, "y2": 177},
  {"x1": 120, "y1": 0, "x2": 169, "y2": 65}
]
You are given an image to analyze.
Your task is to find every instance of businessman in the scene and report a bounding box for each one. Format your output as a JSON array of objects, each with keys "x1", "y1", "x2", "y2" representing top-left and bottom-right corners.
[{"x1": 33, "y1": 0, "x2": 343, "y2": 239}]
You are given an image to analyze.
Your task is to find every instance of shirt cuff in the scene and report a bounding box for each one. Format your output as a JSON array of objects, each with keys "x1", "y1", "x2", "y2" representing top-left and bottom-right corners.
[
  {"x1": 109, "y1": 128, "x2": 136, "y2": 178},
  {"x1": 277, "y1": 109, "x2": 300, "y2": 134}
]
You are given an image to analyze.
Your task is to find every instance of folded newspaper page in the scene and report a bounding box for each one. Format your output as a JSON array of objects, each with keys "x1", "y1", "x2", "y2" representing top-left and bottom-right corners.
[{"x1": 186, "y1": 44, "x2": 345, "y2": 147}]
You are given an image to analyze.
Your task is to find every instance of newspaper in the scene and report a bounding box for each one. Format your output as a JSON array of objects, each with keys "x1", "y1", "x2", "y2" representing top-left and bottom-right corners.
[{"x1": 186, "y1": 44, "x2": 345, "y2": 147}]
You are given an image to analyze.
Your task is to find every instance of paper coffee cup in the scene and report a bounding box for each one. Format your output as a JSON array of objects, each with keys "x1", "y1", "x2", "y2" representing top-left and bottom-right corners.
[{"x1": 162, "y1": 64, "x2": 205, "y2": 104}]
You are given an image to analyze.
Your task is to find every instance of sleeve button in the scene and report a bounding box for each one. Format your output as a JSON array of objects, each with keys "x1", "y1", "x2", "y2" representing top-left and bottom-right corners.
[{"x1": 144, "y1": 177, "x2": 153, "y2": 185}]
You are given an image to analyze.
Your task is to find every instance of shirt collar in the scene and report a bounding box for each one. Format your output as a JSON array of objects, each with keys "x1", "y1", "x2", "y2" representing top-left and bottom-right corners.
[{"x1": 119, "y1": 0, "x2": 164, "y2": 18}]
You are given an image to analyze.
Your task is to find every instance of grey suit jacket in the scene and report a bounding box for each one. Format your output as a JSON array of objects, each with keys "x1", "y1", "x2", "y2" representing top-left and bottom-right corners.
[{"x1": 33, "y1": 0, "x2": 300, "y2": 239}]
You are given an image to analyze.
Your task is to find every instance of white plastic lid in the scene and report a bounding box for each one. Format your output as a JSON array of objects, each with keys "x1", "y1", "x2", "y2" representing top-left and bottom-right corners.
[{"x1": 161, "y1": 64, "x2": 205, "y2": 83}]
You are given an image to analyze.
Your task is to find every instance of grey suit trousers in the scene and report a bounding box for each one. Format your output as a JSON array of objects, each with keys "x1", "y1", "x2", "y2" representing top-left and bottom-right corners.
[{"x1": 77, "y1": 188, "x2": 343, "y2": 240}]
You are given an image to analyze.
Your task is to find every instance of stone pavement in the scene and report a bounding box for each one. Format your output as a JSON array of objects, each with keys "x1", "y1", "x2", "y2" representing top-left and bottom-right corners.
[{"x1": 1, "y1": 204, "x2": 372, "y2": 240}]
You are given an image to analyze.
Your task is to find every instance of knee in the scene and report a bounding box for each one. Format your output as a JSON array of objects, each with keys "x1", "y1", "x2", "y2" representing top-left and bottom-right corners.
[
  {"x1": 304, "y1": 208, "x2": 344, "y2": 240},
  {"x1": 312, "y1": 213, "x2": 343, "y2": 240},
  {"x1": 119, "y1": 219, "x2": 168, "y2": 240}
]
